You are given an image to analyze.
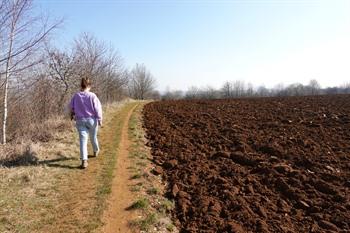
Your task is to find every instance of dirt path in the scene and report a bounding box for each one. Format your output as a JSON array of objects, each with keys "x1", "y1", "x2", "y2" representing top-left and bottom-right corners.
[{"x1": 102, "y1": 104, "x2": 138, "y2": 233}]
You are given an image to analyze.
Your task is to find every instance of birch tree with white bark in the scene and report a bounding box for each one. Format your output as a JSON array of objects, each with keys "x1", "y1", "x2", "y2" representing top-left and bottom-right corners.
[{"x1": 0, "y1": 0, "x2": 60, "y2": 144}]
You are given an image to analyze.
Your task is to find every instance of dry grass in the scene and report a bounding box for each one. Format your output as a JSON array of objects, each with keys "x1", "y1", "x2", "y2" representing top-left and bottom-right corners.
[
  {"x1": 0, "y1": 99, "x2": 134, "y2": 233},
  {"x1": 7, "y1": 114, "x2": 73, "y2": 144},
  {"x1": 0, "y1": 111, "x2": 80, "y2": 233}
]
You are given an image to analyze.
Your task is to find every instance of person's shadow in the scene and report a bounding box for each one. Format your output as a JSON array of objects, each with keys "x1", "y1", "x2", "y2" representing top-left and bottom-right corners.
[
  {"x1": 0, "y1": 150, "x2": 88, "y2": 170},
  {"x1": 39, "y1": 157, "x2": 81, "y2": 169},
  {"x1": 40, "y1": 154, "x2": 96, "y2": 169}
]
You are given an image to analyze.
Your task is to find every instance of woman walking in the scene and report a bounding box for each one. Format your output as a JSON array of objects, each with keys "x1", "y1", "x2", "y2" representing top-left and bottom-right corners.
[{"x1": 70, "y1": 78, "x2": 102, "y2": 169}]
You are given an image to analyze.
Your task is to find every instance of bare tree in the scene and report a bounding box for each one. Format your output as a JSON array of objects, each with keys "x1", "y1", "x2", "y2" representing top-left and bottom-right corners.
[
  {"x1": 98, "y1": 48, "x2": 128, "y2": 103},
  {"x1": 71, "y1": 33, "x2": 128, "y2": 102},
  {"x1": 272, "y1": 83, "x2": 285, "y2": 96},
  {"x1": 128, "y1": 63, "x2": 156, "y2": 100},
  {"x1": 257, "y1": 85, "x2": 270, "y2": 97},
  {"x1": 308, "y1": 79, "x2": 321, "y2": 95},
  {"x1": 246, "y1": 82, "x2": 254, "y2": 97},
  {"x1": 232, "y1": 80, "x2": 245, "y2": 97},
  {"x1": 201, "y1": 85, "x2": 218, "y2": 99},
  {"x1": 162, "y1": 87, "x2": 184, "y2": 100},
  {"x1": 285, "y1": 83, "x2": 305, "y2": 96},
  {"x1": 0, "y1": 0, "x2": 60, "y2": 144},
  {"x1": 46, "y1": 47, "x2": 77, "y2": 110},
  {"x1": 185, "y1": 86, "x2": 200, "y2": 99},
  {"x1": 342, "y1": 83, "x2": 350, "y2": 94},
  {"x1": 221, "y1": 81, "x2": 233, "y2": 98},
  {"x1": 73, "y1": 33, "x2": 108, "y2": 81}
]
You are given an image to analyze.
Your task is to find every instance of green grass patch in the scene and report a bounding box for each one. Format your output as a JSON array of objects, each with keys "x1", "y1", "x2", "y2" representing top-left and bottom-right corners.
[
  {"x1": 130, "y1": 213, "x2": 158, "y2": 231},
  {"x1": 128, "y1": 198, "x2": 149, "y2": 210},
  {"x1": 130, "y1": 185, "x2": 141, "y2": 192},
  {"x1": 136, "y1": 161, "x2": 147, "y2": 166},
  {"x1": 166, "y1": 223, "x2": 175, "y2": 232},
  {"x1": 128, "y1": 151, "x2": 138, "y2": 158},
  {"x1": 130, "y1": 173, "x2": 142, "y2": 179},
  {"x1": 147, "y1": 187, "x2": 159, "y2": 195},
  {"x1": 160, "y1": 199, "x2": 175, "y2": 213}
]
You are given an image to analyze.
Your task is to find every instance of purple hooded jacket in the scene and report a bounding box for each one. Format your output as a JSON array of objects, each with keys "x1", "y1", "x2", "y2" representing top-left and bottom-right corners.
[{"x1": 70, "y1": 91, "x2": 102, "y2": 121}]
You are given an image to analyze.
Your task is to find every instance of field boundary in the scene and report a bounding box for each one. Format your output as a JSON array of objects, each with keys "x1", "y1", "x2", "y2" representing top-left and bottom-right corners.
[{"x1": 126, "y1": 102, "x2": 178, "y2": 232}]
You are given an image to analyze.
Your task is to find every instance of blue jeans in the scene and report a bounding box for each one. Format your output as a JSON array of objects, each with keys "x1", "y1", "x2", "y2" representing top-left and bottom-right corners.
[{"x1": 76, "y1": 118, "x2": 99, "y2": 160}]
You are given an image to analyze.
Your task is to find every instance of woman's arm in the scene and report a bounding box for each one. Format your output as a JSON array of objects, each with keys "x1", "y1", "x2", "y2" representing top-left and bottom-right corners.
[{"x1": 93, "y1": 95, "x2": 103, "y2": 125}]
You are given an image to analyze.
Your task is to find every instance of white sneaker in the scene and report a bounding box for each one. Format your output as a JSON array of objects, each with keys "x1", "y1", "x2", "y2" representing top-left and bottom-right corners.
[{"x1": 81, "y1": 160, "x2": 88, "y2": 169}]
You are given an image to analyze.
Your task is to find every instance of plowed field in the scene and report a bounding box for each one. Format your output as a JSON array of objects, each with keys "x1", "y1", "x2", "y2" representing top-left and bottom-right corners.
[{"x1": 143, "y1": 95, "x2": 350, "y2": 233}]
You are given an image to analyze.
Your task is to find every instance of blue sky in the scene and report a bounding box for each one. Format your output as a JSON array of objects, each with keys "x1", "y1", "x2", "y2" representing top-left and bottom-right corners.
[{"x1": 37, "y1": 0, "x2": 350, "y2": 91}]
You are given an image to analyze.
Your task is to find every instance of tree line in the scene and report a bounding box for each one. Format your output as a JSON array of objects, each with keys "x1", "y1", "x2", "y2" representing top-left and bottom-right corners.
[
  {"x1": 162, "y1": 79, "x2": 350, "y2": 100},
  {"x1": 0, "y1": 0, "x2": 156, "y2": 144},
  {"x1": 2, "y1": 1, "x2": 348, "y2": 144}
]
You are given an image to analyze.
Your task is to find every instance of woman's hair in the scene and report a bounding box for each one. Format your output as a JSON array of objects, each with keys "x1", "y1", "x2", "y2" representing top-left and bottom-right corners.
[{"x1": 81, "y1": 77, "x2": 91, "y2": 90}]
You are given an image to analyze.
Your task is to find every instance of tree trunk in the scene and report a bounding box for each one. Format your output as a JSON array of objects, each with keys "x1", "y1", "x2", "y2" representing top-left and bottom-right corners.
[
  {"x1": 2, "y1": 52, "x2": 12, "y2": 145},
  {"x1": 58, "y1": 82, "x2": 69, "y2": 111},
  {"x1": 2, "y1": 78, "x2": 9, "y2": 144},
  {"x1": 2, "y1": 14, "x2": 15, "y2": 145}
]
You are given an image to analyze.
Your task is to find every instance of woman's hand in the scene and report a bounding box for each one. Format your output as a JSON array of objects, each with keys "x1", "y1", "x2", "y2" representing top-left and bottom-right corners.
[{"x1": 70, "y1": 111, "x2": 75, "y2": 121}]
